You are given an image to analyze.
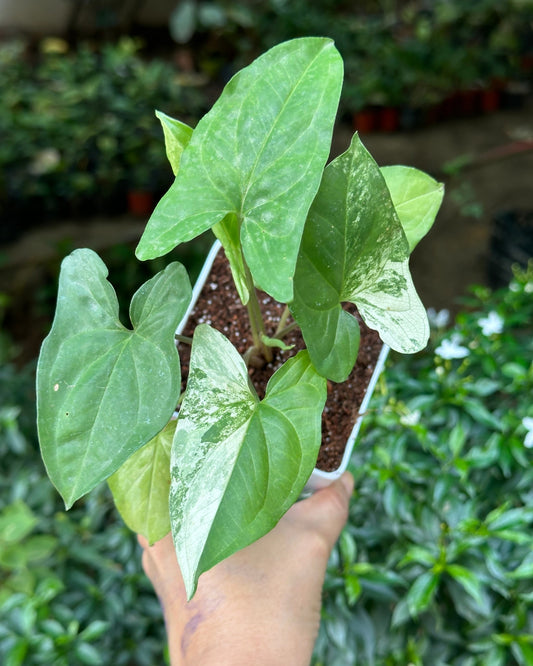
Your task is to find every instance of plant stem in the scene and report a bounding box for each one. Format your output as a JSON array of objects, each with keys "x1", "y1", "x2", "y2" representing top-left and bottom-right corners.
[
  {"x1": 242, "y1": 260, "x2": 273, "y2": 364},
  {"x1": 175, "y1": 334, "x2": 193, "y2": 345},
  {"x1": 276, "y1": 321, "x2": 299, "y2": 340},
  {"x1": 274, "y1": 306, "x2": 291, "y2": 336},
  {"x1": 274, "y1": 306, "x2": 300, "y2": 340}
]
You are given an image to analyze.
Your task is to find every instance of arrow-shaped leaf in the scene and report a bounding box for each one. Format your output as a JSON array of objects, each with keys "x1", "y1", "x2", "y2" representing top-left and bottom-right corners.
[
  {"x1": 170, "y1": 324, "x2": 326, "y2": 598},
  {"x1": 291, "y1": 133, "x2": 430, "y2": 382},
  {"x1": 381, "y1": 165, "x2": 444, "y2": 252},
  {"x1": 136, "y1": 37, "x2": 343, "y2": 303},
  {"x1": 108, "y1": 419, "x2": 176, "y2": 545},
  {"x1": 155, "y1": 109, "x2": 193, "y2": 176},
  {"x1": 37, "y1": 249, "x2": 191, "y2": 508}
]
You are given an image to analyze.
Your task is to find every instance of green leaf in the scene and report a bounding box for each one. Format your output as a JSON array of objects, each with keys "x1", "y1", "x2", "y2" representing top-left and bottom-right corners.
[
  {"x1": 449, "y1": 422, "x2": 467, "y2": 457},
  {"x1": 0, "y1": 535, "x2": 57, "y2": 569},
  {"x1": 406, "y1": 571, "x2": 440, "y2": 617},
  {"x1": 136, "y1": 38, "x2": 343, "y2": 303},
  {"x1": 170, "y1": 325, "x2": 327, "y2": 598},
  {"x1": 345, "y1": 575, "x2": 363, "y2": 604},
  {"x1": 74, "y1": 642, "x2": 102, "y2": 666},
  {"x1": 37, "y1": 249, "x2": 191, "y2": 508},
  {"x1": 462, "y1": 399, "x2": 503, "y2": 430},
  {"x1": 155, "y1": 110, "x2": 193, "y2": 176},
  {"x1": 0, "y1": 501, "x2": 37, "y2": 544},
  {"x1": 508, "y1": 552, "x2": 533, "y2": 579},
  {"x1": 79, "y1": 620, "x2": 110, "y2": 642},
  {"x1": 381, "y1": 166, "x2": 444, "y2": 252},
  {"x1": 487, "y1": 506, "x2": 533, "y2": 531},
  {"x1": 446, "y1": 564, "x2": 486, "y2": 607},
  {"x1": 399, "y1": 546, "x2": 437, "y2": 568},
  {"x1": 513, "y1": 642, "x2": 533, "y2": 666},
  {"x1": 108, "y1": 420, "x2": 175, "y2": 544},
  {"x1": 5, "y1": 637, "x2": 28, "y2": 666},
  {"x1": 291, "y1": 133, "x2": 428, "y2": 381},
  {"x1": 464, "y1": 378, "x2": 501, "y2": 397},
  {"x1": 339, "y1": 530, "x2": 357, "y2": 565}
]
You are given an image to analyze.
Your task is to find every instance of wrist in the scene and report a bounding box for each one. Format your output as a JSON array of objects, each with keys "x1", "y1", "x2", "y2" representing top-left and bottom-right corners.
[{"x1": 165, "y1": 599, "x2": 313, "y2": 666}]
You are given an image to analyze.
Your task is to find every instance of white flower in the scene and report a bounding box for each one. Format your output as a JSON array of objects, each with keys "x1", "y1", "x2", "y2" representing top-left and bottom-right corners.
[
  {"x1": 435, "y1": 334, "x2": 469, "y2": 360},
  {"x1": 400, "y1": 409, "x2": 421, "y2": 426},
  {"x1": 427, "y1": 308, "x2": 450, "y2": 329},
  {"x1": 523, "y1": 417, "x2": 533, "y2": 449},
  {"x1": 478, "y1": 311, "x2": 504, "y2": 336},
  {"x1": 525, "y1": 282, "x2": 533, "y2": 294}
]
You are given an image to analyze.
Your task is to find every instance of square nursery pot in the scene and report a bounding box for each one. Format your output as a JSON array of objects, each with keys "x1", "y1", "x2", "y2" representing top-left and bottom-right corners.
[{"x1": 176, "y1": 241, "x2": 389, "y2": 494}]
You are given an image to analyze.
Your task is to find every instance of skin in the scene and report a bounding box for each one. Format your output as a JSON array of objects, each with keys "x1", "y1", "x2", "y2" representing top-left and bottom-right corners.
[{"x1": 138, "y1": 471, "x2": 354, "y2": 666}]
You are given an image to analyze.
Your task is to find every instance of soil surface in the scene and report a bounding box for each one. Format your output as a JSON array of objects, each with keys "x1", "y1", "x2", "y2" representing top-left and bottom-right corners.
[{"x1": 178, "y1": 250, "x2": 383, "y2": 471}]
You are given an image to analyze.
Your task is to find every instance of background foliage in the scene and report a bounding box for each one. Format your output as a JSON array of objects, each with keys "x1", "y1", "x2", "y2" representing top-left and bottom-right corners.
[
  {"x1": 170, "y1": 0, "x2": 533, "y2": 113},
  {"x1": 0, "y1": 36, "x2": 206, "y2": 240},
  {"x1": 0, "y1": 312, "x2": 167, "y2": 664},
  {"x1": 315, "y1": 261, "x2": 533, "y2": 666},
  {"x1": 1, "y1": 0, "x2": 531, "y2": 241}
]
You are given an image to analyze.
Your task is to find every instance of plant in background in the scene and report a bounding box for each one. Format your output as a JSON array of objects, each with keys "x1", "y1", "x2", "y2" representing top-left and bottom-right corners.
[
  {"x1": 0, "y1": 37, "x2": 206, "y2": 234},
  {"x1": 36, "y1": 38, "x2": 443, "y2": 598},
  {"x1": 315, "y1": 261, "x2": 533, "y2": 666},
  {"x1": 0, "y1": 345, "x2": 166, "y2": 665}
]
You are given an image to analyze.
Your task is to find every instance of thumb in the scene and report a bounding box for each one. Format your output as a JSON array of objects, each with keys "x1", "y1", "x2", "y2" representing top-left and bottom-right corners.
[{"x1": 289, "y1": 471, "x2": 354, "y2": 551}]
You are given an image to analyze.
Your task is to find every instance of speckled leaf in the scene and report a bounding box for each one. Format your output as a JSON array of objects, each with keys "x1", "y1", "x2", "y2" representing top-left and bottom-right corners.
[
  {"x1": 170, "y1": 324, "x2": 326, "y2": 598},
  {"x1": 381, "y1": 165, "x2": 444, "y2": 252},
  {"x1": 155, "y1": 110, "x2": 193, "y2": 176},
  {"x1": 108, "y1": 419, "x2": 176, "y2": 544},
  {"x1": 37, "y1": 249, "x2": 191, "y2": 508},
  {"x1": 136, "y1": 38, "x2": 343, "y2": 303},
  {"x1": 291, "y1": 133, "x2": 429, "y2": 381}
]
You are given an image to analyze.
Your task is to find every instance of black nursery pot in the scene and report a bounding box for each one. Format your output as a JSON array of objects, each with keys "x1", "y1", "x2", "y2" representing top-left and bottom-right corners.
[{"x1": 488, "y1": 210, "x2": 533, "y2": 288}]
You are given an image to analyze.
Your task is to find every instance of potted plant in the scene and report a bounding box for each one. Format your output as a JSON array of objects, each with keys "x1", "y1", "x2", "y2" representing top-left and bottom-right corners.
[{"x1": 36, "y1": 38, "x2": 443, "y2": 599}]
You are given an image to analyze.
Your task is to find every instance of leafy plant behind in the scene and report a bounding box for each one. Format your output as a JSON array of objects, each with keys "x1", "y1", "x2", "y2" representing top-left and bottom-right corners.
[
  {"x1": 315, "y1": 262, "x2": 533, "y2": 666},
  {"x1": 0, "y1": 354, "x2": 166, "y2": 666},
  {"x1": 0, "y1": 37, "x2": 205, "y2": 233},
  {"x1": 36, "y1": 38, "x2": 443, "y2": 598}
]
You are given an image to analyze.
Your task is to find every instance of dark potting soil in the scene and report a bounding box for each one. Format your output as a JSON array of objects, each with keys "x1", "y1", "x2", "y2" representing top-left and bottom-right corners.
[{"x1": 178, "y1": 250, "x2": 383, "y2": 472}]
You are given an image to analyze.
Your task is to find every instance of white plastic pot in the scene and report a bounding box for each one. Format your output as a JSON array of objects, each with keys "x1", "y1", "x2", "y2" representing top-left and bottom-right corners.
[
  {"x1": 304, "y1": 342, "x2": 389, "y2": 493},
  {"x1": 177, "y1": 240, "x2": 389, "y2": 491}
]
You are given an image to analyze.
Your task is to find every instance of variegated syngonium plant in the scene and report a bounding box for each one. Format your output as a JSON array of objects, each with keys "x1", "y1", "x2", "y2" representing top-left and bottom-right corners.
[{"x1": 36, "y1": 37, "x2": 443, "y2": 598}]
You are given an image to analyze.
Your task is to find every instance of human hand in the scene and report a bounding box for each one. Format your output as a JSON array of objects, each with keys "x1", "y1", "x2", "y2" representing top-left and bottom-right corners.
[{"x1": 138, "y1": 471, "x2": 354, "y2": 666}]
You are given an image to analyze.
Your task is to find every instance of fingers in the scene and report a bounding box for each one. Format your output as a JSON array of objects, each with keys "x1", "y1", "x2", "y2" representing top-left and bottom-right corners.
[
  {"x1": 285, "y1": 471, "x2": 354, "y2": 560},
  {"x1": 311, "y1": 471, "x2": 353, "y2": 544},
  {"x1": 137, "y1": 533, "x2": 177, "y2": 583}
]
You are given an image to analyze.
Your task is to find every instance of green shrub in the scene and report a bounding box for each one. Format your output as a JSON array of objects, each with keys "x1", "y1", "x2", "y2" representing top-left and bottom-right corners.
[
  {"x1": 315, "y1": 261, "x2": 533, "y2": 665},
  {"x1": 0, "y1": 37, "x2": 206, "y2": 237},
  {"x1": 168, "y1": 0, "x2": 533, "y2": 113},
  {"x1": 0, "y1": 356, "x2": 167, "y2": 665}
]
